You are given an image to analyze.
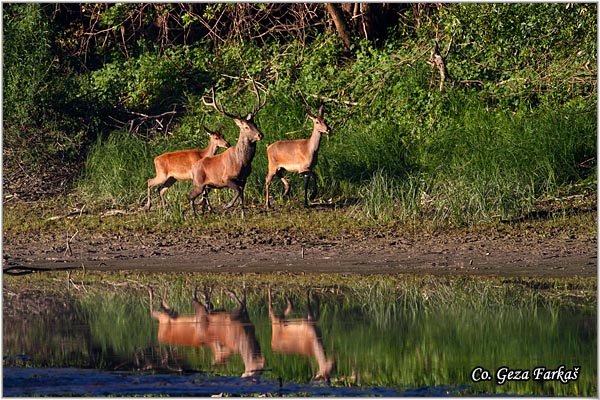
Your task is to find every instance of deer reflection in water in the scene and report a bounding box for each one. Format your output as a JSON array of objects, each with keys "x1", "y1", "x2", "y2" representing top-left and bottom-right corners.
[
  {"x1": 148, "y1": 286, "x2": 265, "y2": 377},
  {"x1": 268, "y1": 288, "x2": 335, "y2": 380}
]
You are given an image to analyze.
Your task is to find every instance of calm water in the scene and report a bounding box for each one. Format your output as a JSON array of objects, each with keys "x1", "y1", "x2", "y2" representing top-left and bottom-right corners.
[{"x1": 3, "y1": 282, "x2": 596, "y2": 396}]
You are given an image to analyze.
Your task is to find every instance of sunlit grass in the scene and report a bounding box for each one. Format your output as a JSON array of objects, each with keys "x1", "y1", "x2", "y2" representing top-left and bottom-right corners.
[{"x1": 68, "y1": 44, "x2": 595, "y2": 228}]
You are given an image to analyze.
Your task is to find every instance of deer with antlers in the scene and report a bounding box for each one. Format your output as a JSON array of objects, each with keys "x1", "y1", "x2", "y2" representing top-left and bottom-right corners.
[
  {"x1": 146, "y1": 127, "x2": 231, "y2": 211},
  {"x1": 189, "y1": 83, "x2": 266, "y2": 218},
  {"x1": 148, "y1": 286, "x2": 265, "y2": 378},
  {"x1": 265, "y1": 104, "x2": 331, "y2": 209}
]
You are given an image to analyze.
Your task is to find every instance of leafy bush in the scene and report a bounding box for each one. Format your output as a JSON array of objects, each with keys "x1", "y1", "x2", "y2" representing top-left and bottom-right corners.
[
  {"x1": 90, "y1": 45, "x2": 213, "y2": 114},
  {"x1": 3, "y1": 4, "x2": 100, "y2": 198},
  {"x1": 5, "y1": 3, "x2": 596, "y2": 226}
]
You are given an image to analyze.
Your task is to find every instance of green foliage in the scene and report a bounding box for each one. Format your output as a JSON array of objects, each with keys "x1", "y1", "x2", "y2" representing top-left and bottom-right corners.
[
  {"x1": 434, "y1": 3, "x2": 597, "y2": 110},
  {"x1": 77, "y1": 131, "x2": 151, "y2": 208},
  {"x1": 90, "y1": 45, "x2": 213, "y2": 113},
  {"x1": 3, "y1": 3, "x2": 596, "y2": 225},
  {"x1": 3, "y1": 4, "x2": 101, "y2": 197}
]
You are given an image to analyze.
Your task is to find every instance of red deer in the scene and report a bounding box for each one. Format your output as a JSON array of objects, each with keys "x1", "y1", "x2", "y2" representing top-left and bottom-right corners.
[
  {"x1": 189, "y1": 83, "x2": 266, "y2": 218},
  {"x1": 268, "y1": 287, "x2": 335, "y2": 381},
  {"x1": 265, "y1": 104, "x2": 331, "y2": 209},
  {"x1": 146, "y1": 128, "x2": 231, "y2": 211},
  {"x1": 148, "y1": 286, "x2": 265, "y2": 378}
]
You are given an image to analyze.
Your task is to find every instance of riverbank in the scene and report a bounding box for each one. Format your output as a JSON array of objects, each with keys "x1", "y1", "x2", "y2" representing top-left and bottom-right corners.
[{"x1": 3, "y1": 200, "x2": 596, "y2": 278}]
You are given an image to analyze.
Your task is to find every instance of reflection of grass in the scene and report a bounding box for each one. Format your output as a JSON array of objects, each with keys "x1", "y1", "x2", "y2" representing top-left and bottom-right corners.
[
  {"x1": 4, "y1": 271, "x2": 596, "y2": 313},
  {"x1": 4, "y1": 272, "x2": 596, "y2": 396}
]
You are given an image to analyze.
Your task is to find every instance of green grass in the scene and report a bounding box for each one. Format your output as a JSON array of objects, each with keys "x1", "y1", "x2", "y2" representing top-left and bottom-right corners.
[
  {"x1": 71, "y1": 101, "x2": 595, "y2": 228},
  {"x1": 72, "y1": 49, "x2": 595, "y2": 227},
  {"x1": 3, "y1": 189, "x2": 596, "y2": 243}
]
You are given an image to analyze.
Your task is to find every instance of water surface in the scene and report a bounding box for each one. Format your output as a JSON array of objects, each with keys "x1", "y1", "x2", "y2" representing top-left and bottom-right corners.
[{"x1": 3, "y1": 278, "x2": 596, "y2": 396}]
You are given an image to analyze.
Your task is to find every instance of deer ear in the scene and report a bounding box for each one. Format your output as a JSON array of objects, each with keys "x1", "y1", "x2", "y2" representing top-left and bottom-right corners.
[
  {"x1": 203, "y1": 126, "x2": 212, "y2": 135},
  {"x1": 318, "y1": 104, "x2": 324, "y2": 118},
  {"x1": 246, "y1": 113, "x2": 254, "y2": 121}
]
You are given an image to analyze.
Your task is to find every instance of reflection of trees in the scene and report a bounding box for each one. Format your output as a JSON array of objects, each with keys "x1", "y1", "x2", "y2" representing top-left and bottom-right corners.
[{"x1": 3, "y1": 288, "x2": 86, "y2": 367}]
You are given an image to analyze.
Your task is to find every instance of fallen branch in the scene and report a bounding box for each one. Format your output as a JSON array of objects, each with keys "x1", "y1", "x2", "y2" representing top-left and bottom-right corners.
[
  {"x1": 64, "y1": 230, "x2": 79, "y2": 257},
  {"x1": 101, "y1": 209, "x2": 132, "y2": 217},
  {"x1": 47, "y1": 207, "x2": 88, "y2": 221}
]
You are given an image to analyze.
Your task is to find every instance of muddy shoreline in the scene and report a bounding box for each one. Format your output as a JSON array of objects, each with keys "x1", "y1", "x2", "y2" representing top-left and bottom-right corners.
[{"x1": 3, "y1": 221, "x2": 597, "y2": 278}]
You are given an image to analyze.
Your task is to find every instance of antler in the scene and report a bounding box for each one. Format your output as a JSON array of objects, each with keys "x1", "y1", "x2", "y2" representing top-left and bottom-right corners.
[
  {"x1": 203, "y1": 80, "x2": 267, "y2": 120},
  {"x1": 249, "y1": 78, "x2": 268, "y2": 119},
  {"x1": 202, "y1": 87, "x2": 237, "y2": 119}
]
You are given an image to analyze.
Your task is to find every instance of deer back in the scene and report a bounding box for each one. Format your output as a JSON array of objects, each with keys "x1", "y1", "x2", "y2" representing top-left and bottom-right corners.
[{"x1": 152, "y1": 129, "x2": 230, "y2": 182}]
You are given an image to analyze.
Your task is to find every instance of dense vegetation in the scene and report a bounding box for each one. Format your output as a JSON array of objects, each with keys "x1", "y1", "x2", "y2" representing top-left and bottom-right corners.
[{"x1": 3, "y1": 3, "x2": 596, "y2": 226}]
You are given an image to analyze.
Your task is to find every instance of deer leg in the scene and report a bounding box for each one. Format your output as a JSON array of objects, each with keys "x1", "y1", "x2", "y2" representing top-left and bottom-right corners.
[
  {"x1": 303, "y1": 173, "x2": 311, "y2": 207},
  {"x1": 211, "y1": 342, "x2": 234, "y2": 365},
  {"x1": 147, "y1": 175, "x2": 167, "y2": 211},
  {"x1": 265, "y1": 173, "x2": 274, "y2": 210},
  {"x1": 202, "y1": 188, "x2": 214, "y2": 213},
  {"x1": 309, "y1": 171, "x2": 318, "y2": 201},
  {"x1": 224, "y1": 180, "x2": 246, "y2": 218},
  {"x1": 224, "y1": 180, "x2": 242, "y2": 209},
  {"x1": 278, "y1": 170, "x2": 291, "y2": 197},
  {"x1": 189, "y1": 184, "x2": 206, "y2": 217},
  {"x1": 239, "y1": 187, "x2": 246, "y2": 219},
  {"x1": 146, "y1": 182, "x2": 153, "y2": 211},
  {"x1": 158, "y1": 177, "x2": 177, "y2": 209}
]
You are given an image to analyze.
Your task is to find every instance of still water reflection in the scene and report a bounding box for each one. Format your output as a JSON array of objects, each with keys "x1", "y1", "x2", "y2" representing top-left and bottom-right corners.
[
  {"x1": 3, "y1": 282, "x2": 596, "y2": 396},
  {"x1": 149, "y1": 286, "x2": 265, "y2": 378}
]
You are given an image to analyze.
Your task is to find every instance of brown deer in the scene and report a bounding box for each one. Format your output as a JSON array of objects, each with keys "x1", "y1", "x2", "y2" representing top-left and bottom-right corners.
[
  {"x1": 148, "y1": 286, "x2": 265, "y2": 378},
  {"x1": 268, "y1": 287, "x2": 335, "y2": 381},
  {"x1": 265, "y1": 104, "x2": 331, "y2": 209},
  {"x1": 189, "y1": 83, "x2": 266, "y2": 218},
  {"x1": 146, "y1": 127, "x2": 231, "y2": 211}
]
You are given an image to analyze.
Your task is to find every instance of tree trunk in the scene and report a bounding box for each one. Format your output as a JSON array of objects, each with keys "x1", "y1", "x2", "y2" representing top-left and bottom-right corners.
[{"x1": 324, "y1": 3, "x2": 353, "y2": 51}]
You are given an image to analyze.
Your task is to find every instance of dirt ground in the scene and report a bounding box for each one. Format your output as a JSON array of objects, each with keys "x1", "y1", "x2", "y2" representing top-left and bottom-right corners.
[{"x1": 3, "y1": 218, "x2": 597, "y2": 278}]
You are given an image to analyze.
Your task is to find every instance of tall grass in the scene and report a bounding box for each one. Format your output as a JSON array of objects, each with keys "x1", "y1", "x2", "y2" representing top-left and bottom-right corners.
[
  {"x1": 75, "y1": 38, "x2": 596, "y2": 226},
  {"x1": 77, "y1": 131, "x2": 151, "y2": 208}
]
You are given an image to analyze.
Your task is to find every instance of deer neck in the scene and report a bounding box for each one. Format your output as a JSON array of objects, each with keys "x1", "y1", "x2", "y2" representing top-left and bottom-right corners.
[
  {"x1": 234, "y1": 135, "x2": 257, "y2": 166},
  {"x1": 308, "y1": 128, "x2": 323, "y2": 155},
  {"x1": 204, "y1": 141, "x2": 219, "y2": 157}
]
